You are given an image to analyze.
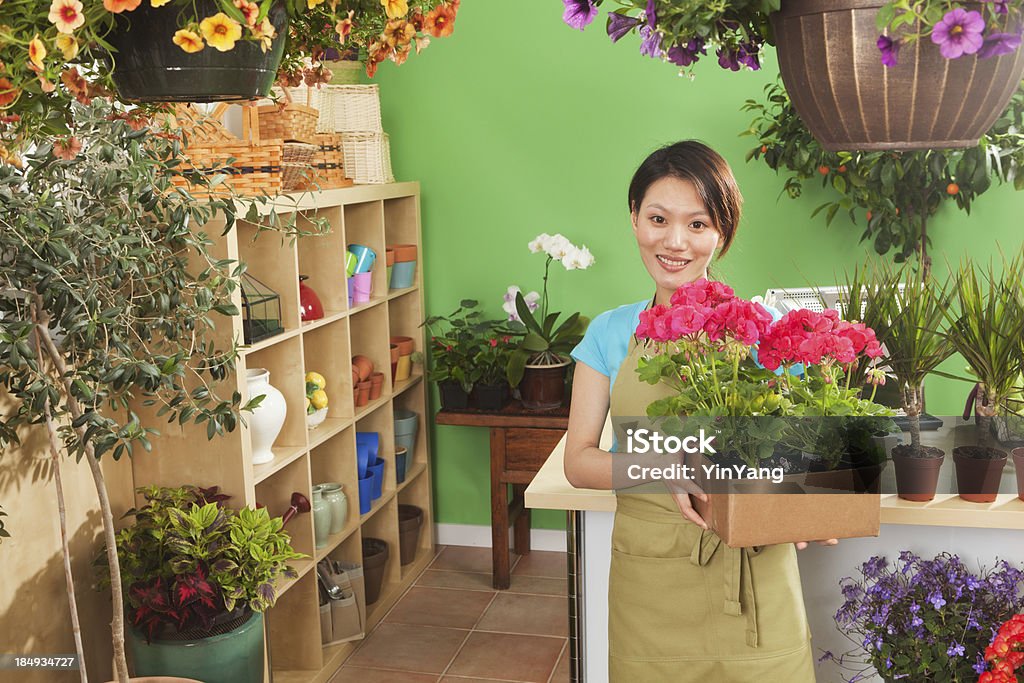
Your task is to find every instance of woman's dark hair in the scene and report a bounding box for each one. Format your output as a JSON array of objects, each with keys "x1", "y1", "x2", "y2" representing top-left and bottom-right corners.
[{"x1": 628, "y1": 140, "x2": 742, "y2": 257}]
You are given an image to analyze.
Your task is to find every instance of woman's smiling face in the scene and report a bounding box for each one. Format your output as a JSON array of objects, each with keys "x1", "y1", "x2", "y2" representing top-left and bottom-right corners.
[{"x1": 632, "y1": 175, "x2": 722, "y2": 306}]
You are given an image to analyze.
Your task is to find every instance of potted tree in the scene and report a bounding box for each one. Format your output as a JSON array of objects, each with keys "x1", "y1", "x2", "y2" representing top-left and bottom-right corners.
[
  {"x1": 943, "y1": 254, "x2": 1024, "y2": 502},
  {"x1": 102, "y1": 485, "x2": 303, "y2": 682},
  {"x1": 504, "y1": 234, "x2": 593, "y2": 411},
  {"x1": 852, "y1": 262, "x2": 955, "y2": 501},
  {"x1": 424, "y1": 300, "x2": 487, "y2": 410}
]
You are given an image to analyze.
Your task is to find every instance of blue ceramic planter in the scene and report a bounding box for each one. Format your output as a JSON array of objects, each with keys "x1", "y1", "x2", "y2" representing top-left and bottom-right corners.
[
  {"x1": 358, "y1": 472, "x2": 374, "y2": 514},
  {"x1": 389, "y1": 261, "x2": 416, "y2": 289},
  {"x1": 368, "y1": 457, "x2": 385, "y2": 499}
]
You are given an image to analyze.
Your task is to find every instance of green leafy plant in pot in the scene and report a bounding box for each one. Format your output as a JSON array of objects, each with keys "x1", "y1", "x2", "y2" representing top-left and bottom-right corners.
[
  {"x1": 848, "y1": 261, "x2": 955, "y2": 501},
  {"x1": 470, "y1": 323, "x2": 515, "y2": 411},
  {"x1": 942, "y1": 253, "x2": 1024, "y2": 502},
  {"x1": 424, "y1": 299, "x2": 488, "y2": 410},
  {"x1": 504, "y1": 234, "x2": 593, "y2": 410},
  {"x1": 101, "y1": 485, "x2": 304, "y2": 682}
]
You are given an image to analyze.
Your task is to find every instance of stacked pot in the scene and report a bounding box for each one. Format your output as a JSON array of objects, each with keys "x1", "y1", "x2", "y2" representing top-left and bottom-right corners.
[{"x1": 388, "y1": 244, "x2": 417, "y2": 290}]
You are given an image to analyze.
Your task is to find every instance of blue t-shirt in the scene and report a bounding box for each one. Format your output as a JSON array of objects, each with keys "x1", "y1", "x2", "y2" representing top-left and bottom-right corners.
[{"x1": 570, "y1": 299, "x2": 649, "y2": 392}]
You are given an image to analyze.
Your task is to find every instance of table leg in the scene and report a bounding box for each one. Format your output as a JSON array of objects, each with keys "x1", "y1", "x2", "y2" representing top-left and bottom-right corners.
[
  {"x1": 490, "y1": 428, "x2": 511, "y2": 590},
  {"x1": 512, "y1": 483, "x2": 531, "y2": 556}
]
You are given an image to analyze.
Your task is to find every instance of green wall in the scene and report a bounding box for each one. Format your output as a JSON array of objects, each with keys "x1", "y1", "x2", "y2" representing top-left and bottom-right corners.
[{"x1": 373, "y1": 1, "x2": 1024, "y2": 530}]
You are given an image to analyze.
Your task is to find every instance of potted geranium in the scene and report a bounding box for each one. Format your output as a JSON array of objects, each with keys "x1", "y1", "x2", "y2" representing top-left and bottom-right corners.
[
  {"x1": 827, "y1": 551, "x2": 1024, "y2": 683},
  {"x1": 943, "y1": 254, "x2": 1024, "y2": 502},
  {"x1": 565, "y1": 0, "x2": 1024, "y2": 150},
  {"x1": 103, "y1": 485, "x2": 304, "y2": 682},
  {"x1": 424, "y1": 299, "x2": 488, "y2": 410},
  {"x1": 504, "y1": 233, "x2": 593, "y2": 411}
]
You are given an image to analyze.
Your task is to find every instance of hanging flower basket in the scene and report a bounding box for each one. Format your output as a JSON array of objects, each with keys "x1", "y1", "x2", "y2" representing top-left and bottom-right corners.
[
  {"x1": 106, "y1": 0, "x2": 289, "y2": 103},
  {"x1": 771, "y1": 0, "x2": 1024, "y2": 151}
]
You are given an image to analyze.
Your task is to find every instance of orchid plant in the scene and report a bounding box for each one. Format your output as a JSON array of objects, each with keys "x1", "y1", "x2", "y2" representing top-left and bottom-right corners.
[{"x1": 504, "y1": 233, "x2": 594, "y2": 386}]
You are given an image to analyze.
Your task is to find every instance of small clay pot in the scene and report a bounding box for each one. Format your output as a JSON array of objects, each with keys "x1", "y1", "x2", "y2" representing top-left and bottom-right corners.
[
  {"x1": 891, "y1": 445, "x2": 944, "y2": 502},
  {"x1": 390, "y1": 343, "x2": 400, "y2": 364},
  {"x1": 352, "y1": 355, "x2": 374, "y2": 382},
  {"x1": 356, "y1": 381, "x2": 371, "y2": 406},
  {"x1": 386, "y1": 248, "x2": 395, "y2": 266},
  {"x1": 368, "y1": 372, "x2": 385, "y2": 400},
  {"x1": 953, "y1": 446, "x2": 1007, "y2": 503},
  {"x1": 390, "y1": 336, "x2": 414, "y2": 356},
  {"x1": 391, "y1": 244, "x2": 417, "y2": 263},
  {"x1": 351, "y1": 366, "x2": 360, "y2": 386}
]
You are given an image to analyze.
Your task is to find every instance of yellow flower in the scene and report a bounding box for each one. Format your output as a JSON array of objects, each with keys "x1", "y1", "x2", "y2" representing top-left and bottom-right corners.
[
  {"x1": 381, "y1": 0, "x2": 408, "y2": 20},
  {"x1": 55, "y1": 33, "x2": 79, "y2": 60},
  {"x1": 199, "y1": 13, "x2": 242, "y2": 52},
  {"x1": 48, "y1": 0, "x2": 85, "y2": 35},
  {"x1": 28, "y1": 35, "x2": 46, "y2": 70},
  {"x1": 151, "y1": 0, "x2": 171, "y2": 6},
  {"x1": 251, "y1": 17, "x2": 276, "y2": 53},
  {"x1": 103, "y1": 0, "x2": 142, "y2": 12},
  {"x1": 172, "y1": 28, "x2": 205, "y2": 53},
  {"x1": 307, "y1": 0, "x2": 325, "y2": 8}
]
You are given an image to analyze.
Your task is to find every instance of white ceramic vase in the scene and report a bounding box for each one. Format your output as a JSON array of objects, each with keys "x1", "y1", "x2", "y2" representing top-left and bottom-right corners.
[{"x1": 246, "y1": 368, "x2": 286, "y2": 465}]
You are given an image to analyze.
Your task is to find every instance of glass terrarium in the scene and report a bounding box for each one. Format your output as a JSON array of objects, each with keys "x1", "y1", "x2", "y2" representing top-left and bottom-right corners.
[{"x1": 240, "y1": 273, "x2": 283, "y2": 344}]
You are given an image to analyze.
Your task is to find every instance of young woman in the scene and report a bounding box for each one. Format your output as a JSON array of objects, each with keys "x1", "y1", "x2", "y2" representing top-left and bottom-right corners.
[{"x1": 564, "y1": 140, "x2": 831, "y2": 681}]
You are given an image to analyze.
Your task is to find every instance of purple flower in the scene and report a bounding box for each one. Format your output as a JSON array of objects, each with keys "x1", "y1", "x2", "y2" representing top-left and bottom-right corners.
[
  {"x1": 979, "y1": 31, "x2": 1022, "y2": 58},
  {"x1": 606, "y1": 12, "x2": 640, "y2": 43},
  {"x1": 947, "y1": 641, "x2": 965, "y2": 657},
  {"x1": 667, "y1": 38, "x2": 706, "y2": 66},
  {"x1": 877, "y1": 35, "x2": 901, "y2": 67},
  {"x1": 645, "y1": 0, "x2": 656, "y2": 28},
  {"x1": 639, "y1": 24, "x2": 663, "y2": 58},
  {"x1": 562, "y1": 0, "x2": 599, "y2": 31},
  {"x1": 989, "y1": 0, "x2": 1009, "y2": 15},
  {"x1": 716, "y1": 43, "x2": 761, "y2": 71},
  {"x1": 928, "y1": 591, "x2": 947, "y2": 610},
  {"x1": 931, "y1": 8, "x2": 986, "y2": 59},
  {"x1": 974, "y1": 655, "x2": 990, "y2": 674}
]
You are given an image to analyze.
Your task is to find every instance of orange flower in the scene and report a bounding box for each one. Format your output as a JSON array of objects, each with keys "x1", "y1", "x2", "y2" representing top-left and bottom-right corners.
[
  {"x1": 0, "y1": 78, "x2": 19, "y2": 108},
  {"x1": 49, "y1": 0, "x2": 86, "y2": 34},
  {"x1": 233, "y1": 0, "x2": 260, "y2": 27},
  {"x1": 365, "y1": 39, "x2": 391, "y2": 78},
  {"x1": 335, "y1": 10, "x2": 354, "y2": 44},
  {"x1": 60, "y1": 67, "x2": 91, "y2": 104},
  {"x1": 414, "y1": 35, "x2": 430, "y2": 54},
  {"x1": 383, "y1": 19, "x2": 415, "y2": 49},
  {"x1": 104, "y1": 0, "x2": 142, "y2": 13},
  {"x1": 391, "y1": 42, "x2": 411, "y2": 66},
  {"x1": 199, "y1": 13, "x2": 242, "y2": 52},
  {"x1": 172, "y1": 28, "x2": 205, "y2": 53},
  {"x1": 251, "y1": 17, "x2": 276, "y2": 53},
  {"x1": 28, "y1": 36, "x2": 47, "y2": 70},
  {"x1": 52, "y1": 136, "x2": 82, "y2": 160},
  {"x1": 423, "y1": 3, "x2": 456, "y2": 38},
  {"x1": 307, "y1": 0, "x2": 325, "y2": 7},
  {"x1": 410, "y1": 8, "x2": 424, "y2": 31},
  {"x1": 381, "y1": 0, "x2": 408, "y2": 20},
  {"x1": 56, "y1": 34, "x2": 79, "y2": 60}
]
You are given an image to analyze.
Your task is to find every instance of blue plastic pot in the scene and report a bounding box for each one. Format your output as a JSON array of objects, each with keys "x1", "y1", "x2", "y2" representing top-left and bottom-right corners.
[
  {"x1": 348, "y1": 244, "x2": 376, "y2": 274},
  {"x1": 389, "y1": 261, "x2": 416, "y2": 289},
  {"x1": 358, "y1": 472, "x2": 374, "y2": 514},
  {"x1": 395, "y1": 447, "x2": 408, "y2": 484},
  {"x1": 356, "y1": 432, "x2": 379, "y2": 478},
  {"x1": 368, "y1": 457, "x2": 385, "y2": 499}
]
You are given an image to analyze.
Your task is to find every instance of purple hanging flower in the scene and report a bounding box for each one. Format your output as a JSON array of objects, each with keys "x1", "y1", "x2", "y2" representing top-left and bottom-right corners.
[
  {"x1": 562, "y1": 0, "x2": 599, "y2": 31},
  {"x1": 717, "y1": 47, "x2": 741, "y2": 71},
  {"x1": 606, "y1": 12, "x2": 640, "y2": 43},
  {"x1": 639, "y1": 24, "x2": 663, "y2": 58},
  {"x1": 988, "y1": 0, "x2": 1009, "y2": 15},
  {"x1": 978, "y1": 31, "x2": 1022, "y2": 58},
  {"x1": 667, "y1": 38, "x2": 706, "y2": 66},
  {"x1": 737, "y1": 42, "x2": 761, "y2": 70},
  {"x1": 931, "y1": 8, "x2": 986, "y2": 59},
  {"x1": 645, "y1": 0, "x2": 657, "y2": 28},
  {"x1": 877, "y1": 35, "x2": 901, "y2": 67}
]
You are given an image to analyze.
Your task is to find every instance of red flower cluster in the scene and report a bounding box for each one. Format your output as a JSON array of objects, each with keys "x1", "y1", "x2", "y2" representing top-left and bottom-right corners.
[
  {"x1": 757, "y1": 309, "x2": 883, "y2": 371},
  {"x1": 636, "y1": 278, "x2": 771, "y2": 345},
  {"x1": 980, "y1": 614, "x2": 1024, "y2": 683}
]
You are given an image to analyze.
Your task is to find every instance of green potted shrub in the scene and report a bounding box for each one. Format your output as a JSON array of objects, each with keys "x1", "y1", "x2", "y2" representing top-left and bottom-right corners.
[
  {"x1": 424, "y1": 299, "x2": 487, "y2": 410},
  {"x1": 103, "y1": 485, "x2": 304, "y2": 682},
  {"x1": 469, "y1": 324, "x2": 515, "y2": 411},
  {"x1": 943, "y1": 253, "x2": 1024, "y2": 502}
]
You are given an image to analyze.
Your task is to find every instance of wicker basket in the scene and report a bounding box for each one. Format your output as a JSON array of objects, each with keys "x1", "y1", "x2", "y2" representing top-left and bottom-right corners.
[
  {"x1": 170, "y1": 104, "x2": 282, "y2": 197},
  {"x1": 312, "y1": 133, "x2": 353, "y2": 189},
  {"x1": 340, "y1": 132, "x2": 393, "y2": 184},
  {"x1": 257, "y1": 103, "x2": 318, "y2": 144},
  {"x1": 316, "y1": 84, "x2": 382, "y2": 133},
  {"x1": 282, "y1": 142, "x2": 318, "y2": 191}
]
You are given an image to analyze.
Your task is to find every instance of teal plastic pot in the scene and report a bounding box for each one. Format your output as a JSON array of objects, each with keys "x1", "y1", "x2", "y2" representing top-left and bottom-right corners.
[
  {"x1": 389, "y1": 261, "x2": 416, "y2": 289},
  {"x1": 126, "y1": 611, "x2": 264, "y2": 683}
]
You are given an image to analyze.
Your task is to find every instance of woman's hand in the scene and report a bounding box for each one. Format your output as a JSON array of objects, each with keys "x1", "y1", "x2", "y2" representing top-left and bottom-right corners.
[
  {"x1": 794, "y1": 539, "x2": 839, "y2": 550},
  {"x1": 665, "y1": 478, "x2": 709, "y2": 530}
]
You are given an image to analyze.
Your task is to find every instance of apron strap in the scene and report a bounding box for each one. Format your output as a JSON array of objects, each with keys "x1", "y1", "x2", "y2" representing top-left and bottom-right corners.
[{"x1": 690, "y1": 529, "x2": 764, "y2": 648}]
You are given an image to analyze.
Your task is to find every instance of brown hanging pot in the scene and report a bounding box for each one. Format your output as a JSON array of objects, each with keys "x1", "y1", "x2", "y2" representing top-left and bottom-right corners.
[{"x1": 771, "y1": 0, "x2": 1024, "y2": 151}]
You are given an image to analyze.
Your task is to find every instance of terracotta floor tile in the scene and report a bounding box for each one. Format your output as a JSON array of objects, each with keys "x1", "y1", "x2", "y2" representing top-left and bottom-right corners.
[
  {"x1": 506, "y1": 574, "x2": 567, "y2": 597},
  {"x1": 386, "y1": 586, "x2": 496, "y2": 629},
  {"x1": 549, "y1": 642, "x2": 570, "y2": 682},
  {"x1": 511, "y1": 551, "x2": 566, "y2": 579},
  {"x1": 331, "y1": 665, "x2": 439, "y2": 682},
  {"x1": 416, "y1": 569, "x2": 497, "y2": 592},
  {"x1": 476, "y1": 593, "x2": 568, "y2": 637},
  {"x1": 446, "y1": 632, "x2": 565, "y2": 683},
  {"x1": 346, "y1": 623, "x2": 469, "y2": 673},
  {"x1": 440, "y1": 677, "x2": 519, "y2": 682},
  {"x1": 431, "y1": 545, "x2": 518, "y2": 574}
]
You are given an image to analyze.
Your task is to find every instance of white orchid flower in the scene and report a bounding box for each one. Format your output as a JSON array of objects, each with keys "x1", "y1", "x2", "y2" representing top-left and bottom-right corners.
[
  {"x1": 544, "y1": 233, "x2": 573, "y2": 261},
  {"x1": 562, "y1": 245, "x2": 595, "y2": 270},
  {"x1": 502, "y1": 286, "x2": 540, "y2": 322},
  {"x1": 528, "y1": 234, "x2": 551, "y2": 254}
]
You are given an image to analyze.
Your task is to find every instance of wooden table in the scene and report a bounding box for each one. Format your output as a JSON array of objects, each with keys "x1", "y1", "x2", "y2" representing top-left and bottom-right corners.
[{"x1": 435, "y1": 401, "x2": 570, "y2": 589}]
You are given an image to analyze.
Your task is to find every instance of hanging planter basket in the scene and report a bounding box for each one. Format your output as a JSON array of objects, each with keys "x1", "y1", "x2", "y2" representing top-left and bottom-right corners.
[
  {"x1": 771, "y1": 0, "x2": 1024, "y2": 151},
  {"x1": 106, "y1": 1, "x2": 289, "y2": 103}
]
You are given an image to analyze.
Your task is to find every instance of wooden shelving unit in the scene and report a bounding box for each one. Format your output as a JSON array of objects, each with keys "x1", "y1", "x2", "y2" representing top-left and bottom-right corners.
[{"x1": 128, "y1": 182, "x2": 433, "y2": 683}]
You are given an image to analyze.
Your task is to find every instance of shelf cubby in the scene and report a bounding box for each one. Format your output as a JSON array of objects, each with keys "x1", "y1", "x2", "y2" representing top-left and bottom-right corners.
[
  {"x1": 349, "y1": 303, "x2": 392, "y2": 398},
  {"x1": 244, "y1": 336, "x2": 308, "y2": 455},
  {"x1": 310, "y1": 428, "x2": 360, "y2": 558},
  {"x1": 267, "y1": 570, "x2": 322, "y2": 672},
  {"x1": 362, "y1": 497, "x2": 400, "y2": 618},
  {"x1": 302, "y1": 318, "x2": 354, "y2": 423},
  {"x1": 256, "y1": 453, "x2": 315, "y2": 561},
  {"x1": 237, "y1": 219, "x2": 301, "y2": 336},
  {"x1": 296, "y1": 207, "x2": 348, "y2": 318}
]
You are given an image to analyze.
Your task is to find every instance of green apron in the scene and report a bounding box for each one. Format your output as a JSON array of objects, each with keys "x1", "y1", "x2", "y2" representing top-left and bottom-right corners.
[{"x1": 607, "y1": 335, "x2": 816, "y2": 681}]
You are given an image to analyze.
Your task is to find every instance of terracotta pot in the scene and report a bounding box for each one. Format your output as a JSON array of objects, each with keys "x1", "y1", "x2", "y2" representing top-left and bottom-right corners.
[
  {"x1": 390, "y1": 343, "x2": 400, "y2": 363},
  {"x1": 1012, "y1": 448, "x2": 1024, "y2": 501},
  {"x1": 369, "y1": 372, "x2": 385, "y2": 400},
  {"x1": 386, "y1": 248, "x2": 395, "y2": 266},
  {"x1": 520, "y1": 359, "x2": 570, "y2": 411},
  {"x1": 953, "y1": 446, "x2": 1007, "y2": 503},
  {"x1": 390, "y1": 335, "x2": 415, "y2": 356},
  {"x1": 391, "y1": 244, "x2": 417, "y2": 262},
  {"x1": 771, "y1": 0, "x2": 1024, "y2": 150},
  {"x1": 352, "y1": 355, "x2": 374, "y2": 382},
  {"x1": 891, "y1": 445, "x2": 945, "y2": 502},
  {"x1": 351, "y1": 366, "x2": 360, "y2": 386},
  {"x1": 356, "y1": 381, "x2": 371, "y2": 407}
]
